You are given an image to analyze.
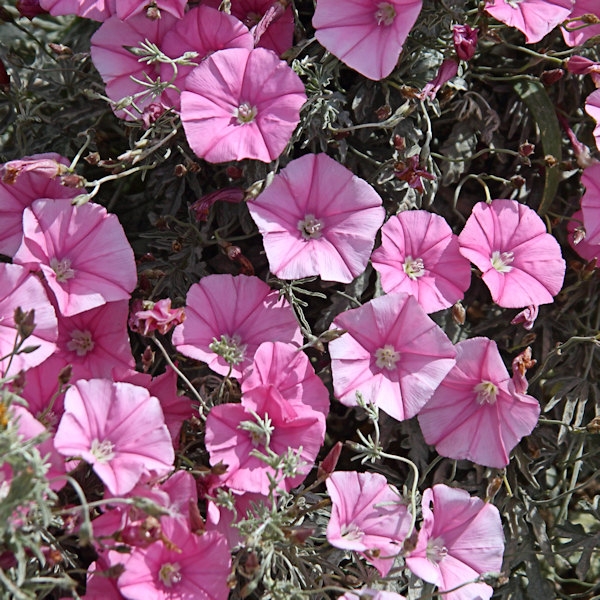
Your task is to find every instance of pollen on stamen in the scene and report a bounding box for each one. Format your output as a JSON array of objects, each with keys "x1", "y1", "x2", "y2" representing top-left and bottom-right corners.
[
  {"x1": 426, "y1": 536, "x2": 448, "y2": 564},
  {"x1": 67, "y1": 329, "x2": 95, "y2": 357},
  {"x1": 50, "y1": 257, "x2": 75, "y2": 282},
  {"x1": 298, "y1": 214, "x2": 324, "y2": 240},
  {"x1": 490, "y1": 250, "x2": 514, "y2": 273},
  {"x1": 159, "y1": 562, "x2": 183, "y2": 588},
  {"x1": 90, "y1": 438, "x2": 115, "y2": 463},
  {"x1": 474, "y1": 380, "x2": 498, "y2": 405},
  {"x1": 375, "y1": 344, "x2": 401, "y2": 370},
  {"x1": 234, "y1": 102, "x2": 258, "y2": 125},
  {"x1": 403, "y1": 256, "x2": 425, "y2": 280},
  {"x1": 374, "y1": 2, "x2": 396, "y2": 26}
]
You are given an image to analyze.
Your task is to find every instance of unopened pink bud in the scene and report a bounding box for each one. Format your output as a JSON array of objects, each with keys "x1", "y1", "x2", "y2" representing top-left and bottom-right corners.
[{"x1": 453, "y1": 24, "x2": 478, "y2": 61}]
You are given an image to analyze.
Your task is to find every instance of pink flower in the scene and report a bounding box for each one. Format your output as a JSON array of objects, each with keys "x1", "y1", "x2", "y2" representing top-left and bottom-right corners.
[
  {"x1": 90, "y1": 13, "x2": 178, "y2": 120},
  {"x1": 54, "y1": 379, "x2": 174, "y2": 495},
  {"x1": 329, "y1": 292, "x2": 456, "y2": 422},
  {"x1": 204, "y1": 0, "x2": 295, "y2": 56},
  {"x1": 116, "y1": 0, "x2": 187, "y2": 20},
  {"x1": 117, "y1": 517, "x2": 230, "y2": 600},
  {"x1": 248, "y1": 153, "x2": 385, "y2": 283},
  {"x1": 172, "y1": 274, "x2": 302, "y2": 379},
  {"x1": 457, "y1": 199, "x2": 566, "y2": 308},
  {"x1": 205, "y1": 382, "x2": 325, "y2": 494},
  {"x1": 418, "y1": 59, "x2": 459, "y2": 100},
  {"x1": 579, "y1": 163, "x2": 600, "y2": 244},
  {"x1": 39, "y1": 0, "x2": 114, "y2": 20},
  {"x1": 484, "y1": 0, "x2": 574, "y2": 44},
  {"x1": 417, "y1": 337, "x2": 540, "y2": 468},
  {"x1": 13, "y1": 199, "x2": 137, "y2": 317},
  {"x1": 180, "y1": 47, "x2": 306, "y2": 163},
  {"x1": 129, "y1": 298, "x2": 185, "y2": 336},
  {"x1": 0, "y1": 153, "x2": 76, "y2": 257},
  {"x1": 565, "y1": 55, "x2": 600, "y2": 87},
  {"x1": 405, "y1": 484, "x2": 504, "y2": 600},
  {"x1": 453, "y1": 24, "x2": 478, "y2": 61},
  {"x1": 393, "y1": 155, "x2": 436, "y2": 193},
  {"x1": 370, "y1": 211, "x2": 472, "y2": 313},
  {"x1": 159, "y1": 5, "x2": 254, "y2": 110},
  {"x1": 585, "y1": 89, "x2": 600, "y2": 151},
  {"x1": 510, "y1": 304, "x2": 539, "y2": 330},
  {"x1": 189, "y1": 187, "x2": 245, "y2": 222},
  {"x1": 242, "y1": 342, "x2": 329, "y2": 418},
  {"x1": 0, "y1": 263, "x2": 58, "y2": 377},
  {"x1": 16, "y1": 0, "x2": 48, "y2": 18},
  {"x1": 326, "y1": 471, "x2": 411, "y2": 576},
  {"x1": 562, "y1": 0, "x2": 600, "y2": 46},
  {"x1": 313, "y1": 0, "x2": 423, "y2": 81}
]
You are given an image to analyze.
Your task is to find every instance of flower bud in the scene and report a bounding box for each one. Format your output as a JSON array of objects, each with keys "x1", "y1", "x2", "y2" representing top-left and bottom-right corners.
[{"x1": 453, "y1": 24, "x2": 478, "y2": 61}]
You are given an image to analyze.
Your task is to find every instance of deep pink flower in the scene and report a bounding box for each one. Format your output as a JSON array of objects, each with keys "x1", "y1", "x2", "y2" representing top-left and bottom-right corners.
[
  {"x1": 39, "y1": 0, "x2": 114, "y2": 20},
  {"x1": 129, "y1": 298, "x2": 185, "y2": 336},
  {"x1": 0, "y1": 263, "x2": 58, "y2": 377},
  {"x1": 54, "y1": 379, "x2": 174, "y2": 495},
  {"x1": 568, "y1": 209, "x2": 599, "y2": 262},
  {"x1": 16, "y1": 0, "x2": 47, "y2": 18},
  {"x1": 13, "y1": 198, "x2": 137, "y2": 317},
  {"x1": 248, "y1": 153, "x2": 385, "y2": 283},
  {"x1": 585, "y1": 89, "x2": 600, "y2": 151},
  {"x1": 117, "y1": 517, "x2": 230, "y2": 600},
  {"x1": 204, "y1": 0, "x2": 295, "y2": 56},
  {"x1": 326, "y1": 471, "x2": 410, "y2": 576},
  {"x1": 189, "y1": 187, "x2": 245, "y2": 222},
  {"x1": 405, "y1": 484, "x2": 504, "y2": 600},
  {"x1": 0, "y1": 153, "x2": 76, "y2": 257},
  {"x1": 172, "y1": 274, "x2": 302, "y2": 379},
  {"x1": 419, "y1": 59, "x2": 459, "y2": 100},
  {"x1": 313, "y1": 0, "x2": 423, "y2": 81},
  {"x1": 159, "y1": 5, "x2": 254, "y2": 110},
  {"x1": 562, "y1": 0, "x2": 600, "y2": 46},
  {"x1": 417, "y1": 337, "x2": 540, "y2": 468},
  {"x1": 91, "y1": 13, "x2": 178, "y2": 120},
  {"x1": 484, "y1": 0, "x2": 574, "y2": 44},
  {"x1": 205, "y1": 383, "x2": 325, "y2": 494},
  {"x1": 181, "y1": 47, "x2": 306, "y2": 163},
  {"x1": 453, "y1": 24, "x2": 478, "y2": 61},
  {"x1": 566, "y1": 55, "x2": 600, "y2": 87},
  {"x1": 393, "y1": 155, "x2": 436, "y2": 192},
  {"x1": 457, "y1": 199, "x2": 565, "y2": 308},
  {"x1": 370, "y1": 211, "x2": 472, "y2": 313},
  {"x1": 329, "y1": 292, "x2": 456, "y2": 422}
]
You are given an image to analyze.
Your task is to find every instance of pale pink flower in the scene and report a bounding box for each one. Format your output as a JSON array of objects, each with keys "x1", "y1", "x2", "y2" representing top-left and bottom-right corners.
[
  {"x1": 562, "y1": 0, "x2": 600, "y2": 46},
  {"x1": 0, "y1": 263, "x2": 58, "y2": 377},
  {"x1": 248, "y1": 153, "x2": 385, "y2": 283},
  {"x1": 371, "y1": 211, "x2": 472, "y2": 313},
  {"x1": 129, "y1": 298, "x2": 185, "y2": 336},
  {"x1": 39, "y1": 0, "x2": 114, "y2": 20},
  {"x1": 242, "y1": 341, "x2": 329, "y2": 418},
  {"x1": 313, "y1": 0, "x2": 423, "y2": 81},
  {"x1": 457, "y1": 199, "x2": 566, "y2": 309},
  {"x1": 329, "y1": 292, "x2": 456, "y2": 422},
  {"x1": 405, "y1": 484, "x2": 504, "y2": 600},
  {"x1": 205, "y1": 383, "x2": 326, "y2": 494},
  {"x1": 585, "y1": 89, "x2": 600, "y2": 151},
  {"x1": 91, "y1": 13, "x2": 178, "y2": 120},
  {"x1": 172, "y1": 274, "x2": 302, "y2": 379},
  {"x1": 13, "y1": 199, "x2": 137, "y2": 317},
  {"x1": 0, "y1": 153, "x2": 76, "y2": 257},
  {"x1": 326, "y1": 471, "x2": 410, "y2": 576},
  {"x1": 181, "y1": 47, "x2": 306, "y2": 163},
  {"x1": 159, "y1": 5, "x2": 254, "y2": 110},
  {"x1": 54, "y1": 379, "x2": 174, "y2": 495},
  {"x1": 117, "y1": 517, "x2": 230, "y2": 600},
  {"x1": 567, "y1": 209, "x2": 599, "y2": 262},
  {"x1": 417, "y1": 337, "x2": 540, "y2": 468},
  {"x1": 484, "y1": 0, "x2": 574, "y2": 44}
]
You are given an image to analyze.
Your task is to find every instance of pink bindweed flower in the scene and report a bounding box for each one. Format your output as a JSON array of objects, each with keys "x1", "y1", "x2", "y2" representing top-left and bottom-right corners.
[
  {"x1": 248, "y1": 153, "x2": 385, "y2": 283},
  {"x1": 0, "y1": 153, "x2": 76, "y2": 257},
  {"x1": 370, "y1": 210, "x2": 472, "y2": 313},
  {"x1": 0, "y1": 263, "x2": 58, "y2": 377},
  {"x1": 484, "y1": 0, "x2": 574, "y2": 44},
  {"x1": 417, "y1": 337, "x2": 541, "y2": 468},
  {"x1": 579, "y1": 163, "x2": 600, "y2": 245},
  {"x1": 204, "y1": 381, "x2": 326, "y2": 494},
  {"x1": 117, "y1": 517, "x2": 230, "y2": 600},
  {"x1": 562, "y1": 0, "x2": 600, "y2": 46},
  {"x1": 453, "y1": 24, "x2": 478, "y2": 61},
  {"x1": 159, "y1": 5, "x2": 254, "y2": 111},
  {"x1": 39, "y1": 0, "x2": 114, "y2": 20},
  {"x1": 329, "y1": 292, "x2": 456, "y2": 422},
  {"x1": 13, "y1": 198, "x2": 137, "y2": 317},
  {"x1": 204, "y1": 0, "x2": 295, "y2": 56},
  {"x1": 180, "y1": 47, "x2": 306, "y2": 163},
  {"x1": 405, "y1": 484, "x2": 504, "y2": 600},
  {"x1": 585, "y1": 89, "x2": 600, "y2": 151},
  {"x1": 54, "y1": 379, "x2": 174, "y2": 495},
  {"x1": 313, "y1": 0, "x2": 423, "y2": 81},
  {"x1": 91, "y1": 13, "x2": 178, "y2": 120},
  {"x1": 418, "y1": 59, "x2": 459, "y2": 100},
  {"x1": 129, "y1": 298, "x2": 185, "y2": 336},
  {"x1": 326, "y1": 471, "x2": 411, "y2": 576},
  {"x1": 172, "y1": 274, "x2": 302, "y2": 379},
  {"x1": 565, "y1": 55, "x2": 600, "y2": 87},
  {"x1": 457, "y1": 199, "x2": 566, "y2": 309}
]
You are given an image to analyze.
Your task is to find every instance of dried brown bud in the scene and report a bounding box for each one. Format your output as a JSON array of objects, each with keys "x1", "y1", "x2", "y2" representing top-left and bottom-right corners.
[
  {"x1": 84, "y1": 152, "x2": 101, "y2": 166},
  {"x1": 375, "y1": 104, "x2": 392, "y2": 121},
  {"x1": 485, "y1": 476, "x2": 503, "y2": 501},
  {"x1": 48, "y1": 43, "x2": 72, "y2": 56},
  {"x1": 540, "y1": 69, "x2": 564, "y2": 86},
  {"x1": 141, "y1": 346, "x2": 154, "y2": 372},
  {"x1": 519, "y1": 141, "x2": 535, "y2": 157},
  {"x1": 174, "y1": 163, "x2": 187, "y2": 177},
  {"x1": 211, "y1": 461, "x2": 229, "y2": 476},
  {"x1": 586, "y1": 416, "x2": 600, "y2": 434},
  {"x1": 61, "y1": 173, "x2": 85, "y2": 188},
  {"x1": 544, "y1": 154, "x2": 558, "y2": 167},
  {"x1": 14, "y1": 307, "x2": 35, "y2": 339},
  {"x1": 393, "y1": 134, "x2": 405, "y2": 152},
  {"x1": 58, "y1": 365, "x2": 73, "y2": 386},
  {"x1": 452, "y1": 301, "x2": 466, "y2": 325},
  {"x1": 282, "y1": 526, "x2": 315, "y2": 545}
]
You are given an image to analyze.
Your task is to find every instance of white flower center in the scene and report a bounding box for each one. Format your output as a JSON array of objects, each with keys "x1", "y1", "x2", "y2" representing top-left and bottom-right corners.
[
  {"x1": 50, "y1": 257, "x2": 75, "y2": 282},
  {"x1": 403, "y1": 256, "x2": 425, "y2": 280},
  {"x1": 209, "y1": 334, "x2": 247, "y2": 365},
  {"x1": 297, "y1": 214, "x2": 324, "y2": 240},
  {"x1": 506, "y1": 0, "x2": 523, "y2": 7},
  {"x1": 426, "y1": 536, "x2": 448, "y2": 564},
  {"x1": 341, "y1": 523, "x2": 364, "y2": 541},
  {"x1": 67, "y1": 329, "x2": 95, "y2": 357},
  {"x1": 375, "y1": 344, "x2": 401, "y2": 370},
  {"x1": 374, "y1": 2, "x2": 396, "y2": 26},
  {"x1": 159, "y1": 562, "x2": 182, "y2": 588},
  {"x1": 490, "y1": 250, "x2": 514, "y2": 273},
  {"x1": 234, "y1": 102, "x2": 257, "y2": 124},
  {"x1": 90, "y1": 438, "x2": 115, "y2": 463},
  {"x1": 474, "y1": 380, "x2": 498, "y2": 405}
]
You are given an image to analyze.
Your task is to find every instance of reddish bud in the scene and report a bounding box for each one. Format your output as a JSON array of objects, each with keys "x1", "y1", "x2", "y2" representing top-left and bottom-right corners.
[
  {"x1": 141, "y1": 345, "x2": 155, "y2": 372},
  {"x1": 453, "y1": 24, "x2": 478, "y2": 61},
  {"x1": 540, "y1": 69, "x2": 564, "y2": 86},
  {"x1": 519, "y1": 141, "x2": 535, "y2": 157},
  {"x1": 16, "y1": 0, "x2": 47, "y2": 19},
  {"x1": 375, "y1": 104, "x2": 392, "y2": 121},
  {"x1": 225, "y1": 165, "x2": 243, "y2": 179},
  {"x1": 317, "y1": 441, "x2": 343, "y2": 479}
]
